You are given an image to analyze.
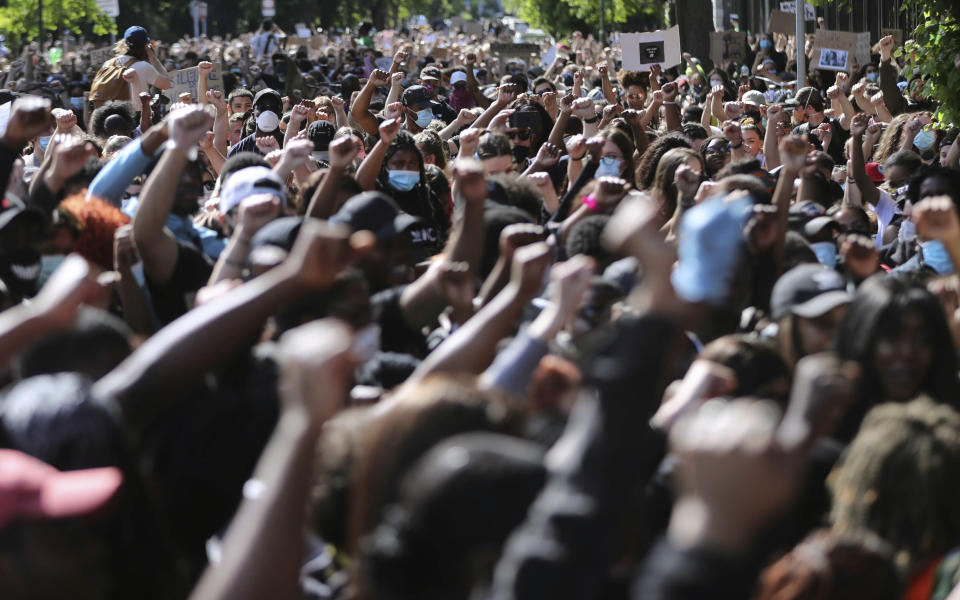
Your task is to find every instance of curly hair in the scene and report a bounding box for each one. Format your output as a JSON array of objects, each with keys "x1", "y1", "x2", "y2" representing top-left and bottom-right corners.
[
  {"x1": 874, "y1": 112, "x2": 912, "y2": 164},
  {"x1": 60, "y1": 192, "x2": 130, "y2": 270},
  {"x1": 829, "y1": 397, "x2": 960, "y2": 575},
  {"x1": 89, "y1": 101, "x2": 138, "y2": 139},
  {"x1": 636, "y1": 131, "x2": 691, "y2": 190}
]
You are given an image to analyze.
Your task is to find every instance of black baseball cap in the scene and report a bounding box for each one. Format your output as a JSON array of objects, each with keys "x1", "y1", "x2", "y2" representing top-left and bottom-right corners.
[
  {"x1": 0, "y1": 196, "x2": 45, "y2": 233},
  {"x1": 770, "y1": 263, "x2": 851, "y2": 321},
  {"x1": 330, "y1": 192, "x2": 421, "y2": 241},
  {"x1": 253, "y1": 88, "x2": 282, "y2": 109},
  {"x1": 307, "y1": 120, "x2": 336, "y2": 158},
  {"x1": 419, "y1": 67, "x2": 442, "y2": 82},
  {"x1": 402, "y1": 85, "x2": 432, "y2": 109}
]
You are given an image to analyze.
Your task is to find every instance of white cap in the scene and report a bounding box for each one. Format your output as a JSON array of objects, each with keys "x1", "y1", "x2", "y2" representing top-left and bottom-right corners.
[
  {"x1": 219, "y1": 166, "x2": 286, "y2": 215},
  {"x1": 450, "y1": 71, "x2": 467, "y2": 85},
  {"x1": 256, "y1": 110, "x2": 280, "y2": 132}
]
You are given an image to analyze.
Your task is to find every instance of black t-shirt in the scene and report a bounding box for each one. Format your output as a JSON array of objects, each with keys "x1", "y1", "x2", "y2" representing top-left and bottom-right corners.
[
  {"x1": 145, "y1": 239, "x2": 214, "y2": 325},
  {"x1": 371, "y1": 285, "x2": 428, "y2": 358},
  {"x1": 792, "y1": 117, "x2": 849, "y2": 167}
]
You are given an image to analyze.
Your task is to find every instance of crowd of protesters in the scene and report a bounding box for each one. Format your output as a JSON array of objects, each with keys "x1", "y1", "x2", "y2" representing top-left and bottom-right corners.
[{"x1": 0, "y1": 12, "x2": 959, "y2": 600}]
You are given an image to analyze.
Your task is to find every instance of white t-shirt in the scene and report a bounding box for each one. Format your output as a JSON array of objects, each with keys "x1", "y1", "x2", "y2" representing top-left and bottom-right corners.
[
  {"x1": 117, "y1": 55, "x2": 161, "y2": 96},
  {"x1": 871, "y1": 188, "x2": 898, "y2": 249},
  {"x1": 252, "y1": 32, "x2": 284, "y2": 59}
]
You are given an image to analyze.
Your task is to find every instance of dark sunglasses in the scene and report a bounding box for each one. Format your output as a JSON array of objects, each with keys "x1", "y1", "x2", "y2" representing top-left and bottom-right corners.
[{"x1": 511, "y1": 128, "x2": 533, "y2": 141}]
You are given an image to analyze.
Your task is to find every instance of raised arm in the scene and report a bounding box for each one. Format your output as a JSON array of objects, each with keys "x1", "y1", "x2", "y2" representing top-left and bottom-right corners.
[
  {"x1": 355, "y1": 118, "x2": 400, "y2": 192},
  {"x1": 87, "y1": 122, "x2": 167, "y2": 204},
  {"x1": 95, "y1": 220, "x2": 371, "y2": 432},
  {"x1": 187, "y1": 319, "x2": 356, "y2": 600},
  {"x1": 306, "y1": 135, "x2": 362, "y2": 219},
  {"x1": 133, "y1": 108, "x2": 213, "y2": 287},
  {"x1": 849, "y1": 113, "x2": 880, "y2": 207},
  {"x1": 350, "y1": 69, "x2": 390, "y2": 135}
]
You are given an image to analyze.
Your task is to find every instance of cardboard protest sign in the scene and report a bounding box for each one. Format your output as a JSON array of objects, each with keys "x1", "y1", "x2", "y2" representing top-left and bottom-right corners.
[
  {"x1": 779, "y1": 1, "x2": 815, "y2": 21},
  {"x1": 768, "y1": 10, "x2": 796, "y2": 36},
  {"x1": 489, "y1": 42, "x2": 540, "y2": 73},
  {"x1": 163, "y1": 64, "x2": 223, "y2": 103},
  {"x1": 810, "y1": 30, "x2": 864, "y2": 73},
  {"x1": 620, "y1": 26, "x2": 681, "y2": 72},
  {"x1": 463, "y1": 22, "x2": 484, "y2": 37},
  {"x1": 853, "y1": 31, "x2": 871, "y2": 65},
  {"x1": 710, "y1": 31, "x2": 747, "y2": 64},
  {"x1": 882, "y1": 28, "x2": 903, "y2": 47},
  {"x1": 89, "y1": 46, "x2": 114, "y2": 68},
  {"x1": 285, "y1": 36, "x2": 310, "y2": 50}
]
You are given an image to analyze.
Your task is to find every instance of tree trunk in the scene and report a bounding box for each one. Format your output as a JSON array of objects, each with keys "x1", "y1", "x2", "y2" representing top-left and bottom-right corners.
[{"x1": 674, "y1": 0, "x2": 716, "y2": 71}]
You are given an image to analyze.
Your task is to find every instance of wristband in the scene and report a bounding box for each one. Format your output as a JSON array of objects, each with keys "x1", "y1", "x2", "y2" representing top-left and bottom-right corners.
[
  {"x1": 582, "y1": 193, "x2": 601, "y2": 212},
  {"x1": 583, "y1": 114, "x2": 600, "y2": 124},
  {"x1": 662, "y1": 101, "x2": 677, "y2": 105},
  {"x1": 730, "y1": 141, "x2": 743, "y2": 149}
]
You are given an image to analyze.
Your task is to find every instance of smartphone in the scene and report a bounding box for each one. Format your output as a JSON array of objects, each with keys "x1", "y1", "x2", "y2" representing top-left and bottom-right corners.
[{"x1": 508, "y1": 111, "x2": 539, "y2": 129}]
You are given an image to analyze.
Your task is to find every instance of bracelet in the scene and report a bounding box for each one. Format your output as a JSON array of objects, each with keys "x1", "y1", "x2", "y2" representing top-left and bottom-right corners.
[
  {"x1": 583, "y1": 114, "x2": 600, "y2": 124},
  {"x1": 731, "y1": 141, "x2": 743, "y2": 149},
  {"x1": 662, "y1": 101, "x2": 677, "y2": 105},
  {"x1": 582, "y1": 193, "x2": 601, "y2": 212}
]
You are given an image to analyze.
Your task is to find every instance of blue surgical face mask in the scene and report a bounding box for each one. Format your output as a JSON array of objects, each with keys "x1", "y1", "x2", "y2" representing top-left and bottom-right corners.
[
  {"x1": 810, "y1": 241, "x2": 838, "y2": 269},
  {"x1": 914, "y1": 128, "x2": 936, "y2": 152},
  {"x1": 70, "y1": 96, "x2": 84, "y2": 110},
  {"x1": 865, "y1": 71, "x2": 879, "y2": 82},
  {"x1": 922, "y1": 239, "x2": 955, "y2": 274},
  {"x1": 388, "y1": 169, "x2": 420, "y2": 192},
  {"x1": 415, "y1": 108, "x2": 434, "y2": 128},
  {"x1": 595, "y1": 157, "x2": 622, "y2": 178},
  {"x1": 759, "y1": 38, "x2": 772, "y2": 50},
  {"x1": 37, "y1": 135, "x2": 51, "y2": 151}
]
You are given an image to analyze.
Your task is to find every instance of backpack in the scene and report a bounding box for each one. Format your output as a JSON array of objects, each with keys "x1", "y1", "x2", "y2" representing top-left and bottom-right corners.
[{"x1": 90, "y1": 56, "x2": 131, "y2": 109}]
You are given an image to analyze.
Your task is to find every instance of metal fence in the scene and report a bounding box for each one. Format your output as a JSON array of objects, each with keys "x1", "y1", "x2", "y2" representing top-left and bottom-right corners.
[{"x1": 739, "y1": 0, "x2": 922, "y2": 42}]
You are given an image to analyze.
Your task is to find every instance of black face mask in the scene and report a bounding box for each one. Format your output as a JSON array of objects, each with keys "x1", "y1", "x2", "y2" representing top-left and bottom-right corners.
[{"x1": 0, "y1": 246, "x2": 41, "y2": 299}]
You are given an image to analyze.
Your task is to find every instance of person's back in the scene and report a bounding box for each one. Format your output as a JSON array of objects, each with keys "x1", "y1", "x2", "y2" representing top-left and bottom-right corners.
[{"x1": 91, "y1": 26, "x2": 169, "y2": 109}]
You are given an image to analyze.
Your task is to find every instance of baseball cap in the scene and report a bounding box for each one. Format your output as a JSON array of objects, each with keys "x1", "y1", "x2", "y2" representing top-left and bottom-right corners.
[
  {"x1": 770, "y1": 263, "x2": 851, "y2": 321},
  {"x1": 788, "y1": 200, "x2": 826, "y2": 230},
  {"x1": 450, "y1": 71, "x2": 467, "y2": 86},
  {"x1": 865, "y1": 162, "x2": 885, "y2": 183},
  {"x1": 420, "y1": 67, "x2": 441, "y2": 81},
  {"x1": 219, "y1": 166, "x2": 286, "y2": 214},
  {"x1": 253, "y1": 88, "x2": 282, "y2": 109},
  {"x1": 123, "y1": 26, "x2": 150, "y2": 48},
  {"x1": 402, "y1": 85, "x2": 432, "y2": 108},
  {"x1": 742, "y1": 90, "x2": 767, "y2": 107},
  {"x1": 330, "y1": 192, "x2": 421, "y2": 241},
  {"x1": 307, "y1": 120, "x2": 336, "y2": 161},
  {"x1": 803, "y1": 215, "x2": 840, "y2": 239},
  {"x1": 249, "y1": 216, "x2": 303, "y2": 253},
  {"x1": 0, "y1": 449, "x2": 123, "y2": 530}
]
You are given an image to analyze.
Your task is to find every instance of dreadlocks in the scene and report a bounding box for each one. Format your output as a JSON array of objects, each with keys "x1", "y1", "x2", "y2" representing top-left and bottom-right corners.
[{"x1": 829, "y1": 396, "x2": 960, "y2": 574}]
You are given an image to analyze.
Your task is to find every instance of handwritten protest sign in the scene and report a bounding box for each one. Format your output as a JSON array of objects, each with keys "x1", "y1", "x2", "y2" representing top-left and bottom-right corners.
[
  {"x1": 779, "y1": 1, "x2": 815, "y2": 21},
  {"x1": 768, "y1": 10, "x2": 796, "y2": 35},
  {"x1": 710, "y1": 31, "x2": 747, "y2": 64},
  {"x1": 489, "y1": 42, "x2": 540, "y2": 73},
  {"x1": 621, "y1": 26, "x2": 681, "y2": 72},
  {"x1": 163, "y1": 64, "x2": 223, "y2": 103},
  {"x1": 90, "y1": 46, "x2": 114, "y2": 68},
  {"x1": 285, "y1": 36, "x2": 310, "y2": 50}
]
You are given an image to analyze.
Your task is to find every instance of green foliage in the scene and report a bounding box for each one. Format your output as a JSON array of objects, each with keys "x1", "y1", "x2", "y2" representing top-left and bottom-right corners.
[
  {"x1": 0, "y1": 0, "x2": 116, "y2": 43},
  {"x1": 812, "y1": 0, "x2": 960, "y2": 127},
  {"x1": 503, "y1": 0, "x2": 661, "y2": 38},
  {"x1": 899, "y1": 13, "x2": 960, "y2": 127}
]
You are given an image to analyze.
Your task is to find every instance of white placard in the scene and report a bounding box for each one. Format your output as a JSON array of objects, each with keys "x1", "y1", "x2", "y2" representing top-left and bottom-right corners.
[
  {"x1": 779, "y1": 1, "x2": 815, "y2": 21},
  {"x1": 620, "y1": 26, "x2": 681, "y2": 72},
  {"x1": 96, "y1": 0, "x2": 119, "y2": 18}
]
